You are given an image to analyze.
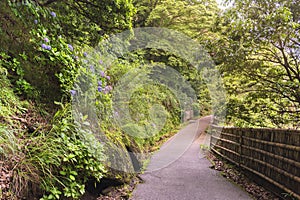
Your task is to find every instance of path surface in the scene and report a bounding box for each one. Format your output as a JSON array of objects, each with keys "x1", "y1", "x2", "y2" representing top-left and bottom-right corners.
[{"x1": 131, "y1": 116, "x2": 252, "y2": 200}]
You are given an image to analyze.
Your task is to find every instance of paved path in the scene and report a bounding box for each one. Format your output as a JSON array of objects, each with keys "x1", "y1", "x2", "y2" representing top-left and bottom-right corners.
[{"x1": 131, "y1": 116, "x2": 252, "y2": 200}]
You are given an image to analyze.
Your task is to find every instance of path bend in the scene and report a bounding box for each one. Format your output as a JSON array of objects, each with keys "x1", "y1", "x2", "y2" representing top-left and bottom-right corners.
[{"x1": 131, "y1": 116, "x2": 252, "y2": 200}]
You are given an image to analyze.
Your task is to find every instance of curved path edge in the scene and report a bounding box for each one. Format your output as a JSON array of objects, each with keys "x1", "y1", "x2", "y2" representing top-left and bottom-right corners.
[{"x1": 131, "y1": 116, "x2": 253, "y2": 200}]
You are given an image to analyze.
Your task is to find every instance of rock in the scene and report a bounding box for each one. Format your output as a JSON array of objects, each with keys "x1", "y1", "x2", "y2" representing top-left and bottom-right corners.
[{"x1": 86, "y1": 178, "x2": 124, "y2": 196}]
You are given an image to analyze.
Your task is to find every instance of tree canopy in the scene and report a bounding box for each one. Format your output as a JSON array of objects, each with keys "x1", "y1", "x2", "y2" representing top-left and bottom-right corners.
[{"x1": 215, "y1": 0, "x2": 300, "y2": 127}]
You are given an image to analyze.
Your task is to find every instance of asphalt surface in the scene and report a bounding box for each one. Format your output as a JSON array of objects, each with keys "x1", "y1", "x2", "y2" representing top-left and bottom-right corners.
[{"x1": 131, "y1": 116, "x2": 253, "y2": 200}]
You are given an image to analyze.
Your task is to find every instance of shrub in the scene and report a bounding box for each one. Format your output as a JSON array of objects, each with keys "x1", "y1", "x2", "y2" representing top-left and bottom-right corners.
[{"x1": 39, "y1": 103, "x2": 106, "y2": 199}]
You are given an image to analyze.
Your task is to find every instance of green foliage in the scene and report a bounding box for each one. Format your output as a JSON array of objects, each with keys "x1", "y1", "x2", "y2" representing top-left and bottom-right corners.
[
  {"x1": 214, "y1": 0, "x2": 300, "y2": 127},
  {"x1": 1, "y1": 0, "x2": 208, "y2": 199},
  {"x1": 0, "y1": 56, "x2": 28, "y2": 119},
  {"x1": 2, "y1": 0, "x2": 134, "y2": 104},
  {"x1": 131, "y1": 0, "x2": 221, "y2": 117},
  {"x1": 47, "y1": 0, "x2": 135, "y2": 45},
  {"x1": 0, "y1": 52, "x2": 38, "y2": 99},
  {"x1": 39, "y1": 103, "x2": 106, "y2": 199},
  {"x1": 127, "y1": 83, "x2": 181, "y2": 145},
  {"x1": 0, "y1": 1, "x2": 74, "y2": 103},
  {"x1": 0, "y1": 125, "x2": 17, "y2": 158},
  {"x1": 0, "y1": 103, "x2": 106, "y2": 200},
  {"x1": 144, "y1": 0, "x2": 219, "y2": 40}
]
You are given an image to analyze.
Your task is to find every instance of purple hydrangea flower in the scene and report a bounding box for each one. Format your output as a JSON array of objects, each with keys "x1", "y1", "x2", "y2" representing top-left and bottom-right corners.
[
  {"x1": 34, "y1": 19, "x2": 38, "y2": 24},
  {"x1": 46, "y1": 45, "x2": 51, "y2": 50},
  {"x1": 70, "y1": 90, "x2": 76, "y2": 96},
  {"x1": 68, "y1": 44, "x2": 73, "y2": 51},
  {"x1": 83, "y1": 52, "x2": 87, "y2": 57},
  {"x1": 41, "y1": 44, "x2": 51, "y2": 50},
  {"x1": 100, "y1": 71, "x2": 105, "y2": 77},
  {"x1": 90, "y1": 65, "x2": 95, "y2": 72},
  {"x1": 97, "y1": 86, "x2": 102, "y2": 92},
  {"x1": 99, "y1": 60, "x2": 103, "y2": 65},
  {"x1": 98, "y1": 80, "x2": 102, "y2": 86},
  {"x1": 72, "y1": 55, "x2": 79, "y2": 61},
  {"x1": 106, "y1": 75, "x2": 110, "y2": 80},
  {"x1": 105, "y1": 85, "x2": 112, "y2": 92},
  {"x1": 44, "y1": 38, "x2": 49, "y2": 43},
  {"x1": 50, "y1": 11, "x2": 56, "y2": 17},
  {"x1": 41, "y1": 43, "x2": 47, "y2": 49}
]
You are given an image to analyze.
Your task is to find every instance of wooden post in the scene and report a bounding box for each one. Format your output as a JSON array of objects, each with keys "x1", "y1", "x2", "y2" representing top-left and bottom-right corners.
[{"x1": 238, "y1": 129, "x2": 243, "y2": 168}]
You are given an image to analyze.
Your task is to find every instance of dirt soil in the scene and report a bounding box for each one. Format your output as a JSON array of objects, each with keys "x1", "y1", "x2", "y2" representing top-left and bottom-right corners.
[{"x1": 206, "y1": 152, "x2": 280, "y2": 200}]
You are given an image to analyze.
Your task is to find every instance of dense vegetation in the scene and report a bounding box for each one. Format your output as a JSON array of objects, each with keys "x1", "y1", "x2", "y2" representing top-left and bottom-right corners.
[
  {"x1": 0, "y1": 0, "x2": 299, "y2": 199},
  {"x1": 217, "y1": 0, "x2": 300, "y2": 127}
]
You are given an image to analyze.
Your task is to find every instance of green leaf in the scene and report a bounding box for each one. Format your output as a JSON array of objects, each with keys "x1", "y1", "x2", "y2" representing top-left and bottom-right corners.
[
  {"x1": 59, "y1": 171, "x2": 66, "y2": 175},
  {"x1": 69, "y1": 175, "x2": 75, "y2": 181}
]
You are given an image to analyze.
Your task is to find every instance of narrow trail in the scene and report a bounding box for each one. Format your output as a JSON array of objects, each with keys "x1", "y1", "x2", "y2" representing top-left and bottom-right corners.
[{"x1": 131, "y1": 116, "x2": 252, "y2": 200}]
